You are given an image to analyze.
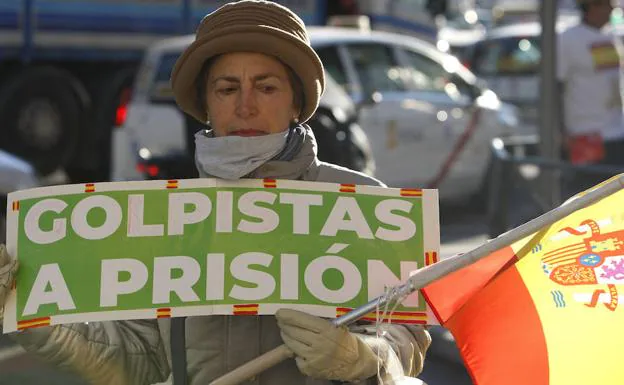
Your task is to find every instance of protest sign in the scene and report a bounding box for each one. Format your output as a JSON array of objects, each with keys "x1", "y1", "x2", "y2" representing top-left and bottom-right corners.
[{"x1": 3, "y1": 178, "x2": 439, "y2": 333}]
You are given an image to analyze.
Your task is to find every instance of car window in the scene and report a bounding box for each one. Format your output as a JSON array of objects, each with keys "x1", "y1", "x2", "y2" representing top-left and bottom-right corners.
[
  {"x1": 400, "y1": 49, "x2": 449, "y2": 92},
  {"x1": 472, "y1": 37, "x2": 541, "y2": 76},
  {"x1": 314, "y1": 45, "x2": 353, "y2": 94},
  {"x1": 400, "y1": 48, "x2": 477, "y2": 98},
  {"x1": 150, "y1": 52, "x2": 181, "y2": 102},
  {"x1": 344, "y1": 43, "x2": 408, "y2": 95}
]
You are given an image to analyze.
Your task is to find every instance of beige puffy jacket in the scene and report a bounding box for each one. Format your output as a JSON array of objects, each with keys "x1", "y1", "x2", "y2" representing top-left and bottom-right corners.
[{"x1": 10, "y1": 127, "x2": 432, "y2": 385}]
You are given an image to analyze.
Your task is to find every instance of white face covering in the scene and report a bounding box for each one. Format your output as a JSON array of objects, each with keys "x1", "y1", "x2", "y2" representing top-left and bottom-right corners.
[{"x1": 195, "y1": 130, "x2": 289, "y2": 180}]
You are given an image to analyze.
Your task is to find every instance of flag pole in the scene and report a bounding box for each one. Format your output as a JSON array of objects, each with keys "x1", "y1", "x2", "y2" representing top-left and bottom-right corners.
[{"x1": 209, "y1": 175, "x2": 624, "y2": 385}]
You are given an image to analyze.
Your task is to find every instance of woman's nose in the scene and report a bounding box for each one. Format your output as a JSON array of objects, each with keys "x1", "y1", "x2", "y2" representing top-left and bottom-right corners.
[{"x1": 236, "y1": 87, "x2": 258, "y2": 118}]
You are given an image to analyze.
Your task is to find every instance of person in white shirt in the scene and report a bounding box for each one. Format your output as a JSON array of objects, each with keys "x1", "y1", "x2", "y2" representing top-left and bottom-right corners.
[{"x1": 557, "y1": 0, "x2": 624, "y2": 177}]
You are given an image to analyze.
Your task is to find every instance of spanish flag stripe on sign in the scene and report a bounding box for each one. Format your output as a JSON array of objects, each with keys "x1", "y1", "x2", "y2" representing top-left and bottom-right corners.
[
  {"x1": 18, "y1": 317, "x2": 51, "y2": 330},
  {"x1": 233, "y1": 304, "x2": 259, "y2": 315},
  {"x1": 400, "y1": 189, "x2": 423, "y2": 197},
  {"x1": 232, "y1": 311, "x2": 259, "y2": 315}
]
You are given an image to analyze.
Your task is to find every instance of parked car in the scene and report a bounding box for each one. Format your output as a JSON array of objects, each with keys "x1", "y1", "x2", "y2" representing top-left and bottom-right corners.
[
  {"x1": 112, "y1": 27, "x2": 521, "y2": 205},
  {"x1": 111, "y1": 35, "x2": 375, "y2": 182},
  {"x1": 0, "y1": 150, "x2": 41, "y2": 243},
  {"x1": 461, "y1": 18, "x2": 579, "y2": 135}
]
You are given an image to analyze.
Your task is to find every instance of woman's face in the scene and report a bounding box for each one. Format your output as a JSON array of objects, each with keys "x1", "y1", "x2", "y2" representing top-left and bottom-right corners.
[{"x1": 205, "y1": 52, "x2": 298, "y2": 137}]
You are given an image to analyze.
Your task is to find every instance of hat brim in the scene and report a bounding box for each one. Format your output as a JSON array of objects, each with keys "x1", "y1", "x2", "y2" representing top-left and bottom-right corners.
[{"x1": 171, "y1": 25, "x2": 325, "y2": 124}]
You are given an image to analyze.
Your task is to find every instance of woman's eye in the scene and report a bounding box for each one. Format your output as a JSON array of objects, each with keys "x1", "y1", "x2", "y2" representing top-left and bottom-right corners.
[
  {"x1": 217, "y1": 87, "x2": 237, "y2": 95},
  {"x1": 259, "y1": 85, "x2": 277, "y2": 93}
]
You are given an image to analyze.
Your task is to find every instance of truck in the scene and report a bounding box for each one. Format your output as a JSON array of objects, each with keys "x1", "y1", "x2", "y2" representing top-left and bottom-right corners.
[{"x1": 0, "y1": 0, "x2": 461, "y2": 183}]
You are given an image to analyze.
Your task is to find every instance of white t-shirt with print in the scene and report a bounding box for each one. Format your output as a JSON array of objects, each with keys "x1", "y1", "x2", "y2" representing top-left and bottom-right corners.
[{"x1": 557, "y1": 23, "x2": 624, "y2": 141}]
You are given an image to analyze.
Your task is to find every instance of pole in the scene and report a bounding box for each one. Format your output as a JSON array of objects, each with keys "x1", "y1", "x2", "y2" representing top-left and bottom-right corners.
[
  {"x1": 539, "y1": 0, "x2": 562, "y2": 207},
  {"x1": 209, "y1": 174, "x2": 624, "y2": 385}
]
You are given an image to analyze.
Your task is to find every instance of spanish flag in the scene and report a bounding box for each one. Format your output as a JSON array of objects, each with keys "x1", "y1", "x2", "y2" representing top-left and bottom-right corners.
[{"x1": 422, "y1": 183, "x2": 624, "y2": 385}]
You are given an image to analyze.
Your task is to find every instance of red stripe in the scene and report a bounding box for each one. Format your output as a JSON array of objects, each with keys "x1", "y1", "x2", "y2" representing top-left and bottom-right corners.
[
  {"x1": 445, "y1": 266, "x2": 549, "y2": 385},
  {"x1": 233, "y1": 304, "x2": 258, "y2": 309}
]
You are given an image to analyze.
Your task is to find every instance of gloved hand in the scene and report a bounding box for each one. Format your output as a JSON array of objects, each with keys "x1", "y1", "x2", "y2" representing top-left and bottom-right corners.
[
  {"x1": 275, "y1": 308, "x2": 380, "y2": 382},
  {"x1": 0, "y1": 244, "x2": 18, "y2": 321}
]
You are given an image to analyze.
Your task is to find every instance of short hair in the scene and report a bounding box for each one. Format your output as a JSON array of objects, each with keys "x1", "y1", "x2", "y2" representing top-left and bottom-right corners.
[{"x1": 196, "y1": 56, "x2": 304, "y2": 121}]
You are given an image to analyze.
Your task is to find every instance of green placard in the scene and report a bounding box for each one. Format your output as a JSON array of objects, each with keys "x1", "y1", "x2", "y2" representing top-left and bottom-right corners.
[{"x1": 3, "y1": 178, "x2": 440, "y2": 332}]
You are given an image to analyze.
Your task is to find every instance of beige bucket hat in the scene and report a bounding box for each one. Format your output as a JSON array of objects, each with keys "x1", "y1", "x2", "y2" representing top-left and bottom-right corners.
[{"x1": 171, "y1": 0, "x2": 325, "y2": 124}]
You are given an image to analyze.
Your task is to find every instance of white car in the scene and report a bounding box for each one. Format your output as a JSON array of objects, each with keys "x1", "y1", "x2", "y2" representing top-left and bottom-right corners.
[
  {"x1": 308, "y1": 27, "x2": 520, "y2": 202},
  {"x1": 112, "y1": 27, "x2": 521, "y2": 204}
]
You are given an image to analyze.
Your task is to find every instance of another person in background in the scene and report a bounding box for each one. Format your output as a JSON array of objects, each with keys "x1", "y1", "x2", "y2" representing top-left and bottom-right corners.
[
  {"x1": 0, "y1": 2, "x2": 431, "y2": 384},
  {"x1": 558, "y1": 0, "x2": 624, "y2": 188}
]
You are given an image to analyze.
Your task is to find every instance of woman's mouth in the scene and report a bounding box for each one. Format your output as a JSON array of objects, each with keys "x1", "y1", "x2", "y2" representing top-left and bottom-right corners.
[{"x1": 228, "y1": 129, "x2": 268, "y2": 137}]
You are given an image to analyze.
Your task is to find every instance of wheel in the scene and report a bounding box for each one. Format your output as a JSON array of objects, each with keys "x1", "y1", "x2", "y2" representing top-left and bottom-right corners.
[{"x1": 0, "y1": 68, "x2": 85, "y2": 176}]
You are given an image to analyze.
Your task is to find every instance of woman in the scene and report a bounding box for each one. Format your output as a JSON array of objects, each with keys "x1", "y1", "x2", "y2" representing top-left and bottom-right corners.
[{"x1": 0, "y1": 1, "x2": 431, "y2": 384}]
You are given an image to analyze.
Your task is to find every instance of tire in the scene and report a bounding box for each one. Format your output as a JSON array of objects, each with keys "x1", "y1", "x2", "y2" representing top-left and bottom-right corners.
[{"x1": 0, "y1": 67, "x2": 86, "y2": 176}]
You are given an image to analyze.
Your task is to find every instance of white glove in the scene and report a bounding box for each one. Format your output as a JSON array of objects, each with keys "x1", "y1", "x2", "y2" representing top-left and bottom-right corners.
[
  {"x1": 0, "y1": 244, "x2": 18, "y2": 321},
  {"x1": 275, "y1": 308, "x2": 380, "y2": 382}
]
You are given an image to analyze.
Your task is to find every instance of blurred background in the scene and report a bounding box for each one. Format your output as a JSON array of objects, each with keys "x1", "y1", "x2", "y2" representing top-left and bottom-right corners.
[{"x1": 1, "y1": 0, "x2": 624, "y2": 384}]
